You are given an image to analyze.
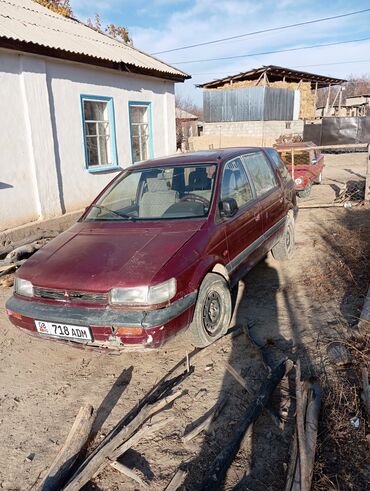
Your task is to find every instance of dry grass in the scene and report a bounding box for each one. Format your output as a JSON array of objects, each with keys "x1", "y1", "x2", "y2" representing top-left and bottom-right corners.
[{"x1": 302, "y1": 210, "x2": 370, "y2": 490}]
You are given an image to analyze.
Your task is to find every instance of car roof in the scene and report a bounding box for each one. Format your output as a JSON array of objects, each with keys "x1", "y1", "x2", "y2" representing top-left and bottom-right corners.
[{"x1": 130, "y1": 147, "x2": 265, "y2": 169}]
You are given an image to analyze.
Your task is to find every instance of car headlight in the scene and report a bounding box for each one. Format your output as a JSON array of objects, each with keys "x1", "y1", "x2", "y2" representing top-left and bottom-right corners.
[
  {"x1": 295, "y1": 177, "x2": 303, "y2": 185},
  {"x1": 109, "y1": 278, "x2": 177, "y2": 306},
  {"x1": 14, "y1": 278, "x2": 34, "y2": 298}
]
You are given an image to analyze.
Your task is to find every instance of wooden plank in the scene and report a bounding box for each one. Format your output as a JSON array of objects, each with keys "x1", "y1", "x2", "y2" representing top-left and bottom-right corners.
[
  {"x1": 182, "y1": 398, "x2": 227, "y2": 443},
  {"x1": 199, "y1": 359, "x2": 292, "y2": 490},
  {"x1": 39, "y1": 404, "x2": 95, "y2": 491},
  {"x1": 64, "y1": 391, "x2": 183, "y2": 491},
  {"x1": 276, "y1": 143, "x2": 368, "y2": 152},
  {"x1": 110, "y1": 461, "x2": 148, "y2": 488},
  {"x1": 165, "y1": 468, "x2": 188, "y2": 491}
]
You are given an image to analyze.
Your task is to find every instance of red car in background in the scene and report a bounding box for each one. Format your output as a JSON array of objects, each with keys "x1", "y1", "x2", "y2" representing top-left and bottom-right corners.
[
  {"x1": 6, "y1": 148, "x2": 297, "y2": 352},
  {"x1": 275, "y1": 142, "x2": 324, "y2": 198}
]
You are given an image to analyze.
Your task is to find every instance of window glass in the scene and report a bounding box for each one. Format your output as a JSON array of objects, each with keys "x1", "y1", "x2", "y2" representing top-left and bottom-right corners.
[
  {"x1": 83, "y1": 99, "x2": 113, "y2": 168},
  {"x1": 83, "y1": 164, "x2": 217, "y2": 221},
  {"x1": 242, "y1": 152, "x2": 278, "y2": 196},
  {"x1": 129, "y1": 104, "x2": 151, "y2": 162},
  {"x1": 264, "y1": 148, "x2": 292, "y2": 182},
  {"x1": 221, "y1": 158, "x2": 253, "y2": 208}
]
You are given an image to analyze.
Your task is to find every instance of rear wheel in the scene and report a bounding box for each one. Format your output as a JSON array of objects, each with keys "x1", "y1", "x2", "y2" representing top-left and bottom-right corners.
[
  {"x1": 271, "y1": 215, "x2": 295, "y2": 261},
  {"x1": 187, "y1": 273, "x2": 232, "y2": 348},
  {"x1": 297, "y1": 182, "x2": 312, "y2": 198}
]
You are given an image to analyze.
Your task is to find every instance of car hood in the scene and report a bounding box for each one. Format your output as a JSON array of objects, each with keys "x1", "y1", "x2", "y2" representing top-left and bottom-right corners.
[{"x1": 18, "y1": 221, "x2": 202, "y2": 291}]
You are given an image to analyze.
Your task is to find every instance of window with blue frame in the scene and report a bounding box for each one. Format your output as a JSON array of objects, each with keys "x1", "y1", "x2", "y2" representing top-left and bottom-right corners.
[
  {"x1": 129, "y1": 102, "x2": 153, "y2": 163},
  {"x1": 81, "y1": 95, "x2": 118, "y2": 170}
]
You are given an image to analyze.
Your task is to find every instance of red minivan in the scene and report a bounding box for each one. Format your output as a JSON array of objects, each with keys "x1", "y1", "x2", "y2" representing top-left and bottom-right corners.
[
  {"x1": 6, "y1": 148, "x2": 297, "y2": 351},
  {"x1": 275, "y1": 142, "x2": 324, "y2": 198}
]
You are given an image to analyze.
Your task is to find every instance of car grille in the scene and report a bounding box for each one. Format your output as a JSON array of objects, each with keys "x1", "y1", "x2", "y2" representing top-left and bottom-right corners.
[{"x1": 33, "y1": 287, "x2": 108, "y2": 304}]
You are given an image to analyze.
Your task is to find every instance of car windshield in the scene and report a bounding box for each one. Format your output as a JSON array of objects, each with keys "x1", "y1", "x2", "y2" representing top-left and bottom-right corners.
[{"x1": 83, "y1": 164, "x2": 217, "y2": 221}]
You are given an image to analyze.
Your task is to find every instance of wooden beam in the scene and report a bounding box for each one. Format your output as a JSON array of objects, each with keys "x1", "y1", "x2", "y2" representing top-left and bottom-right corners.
[{"x1": 39, "y1": 404, "x2": 95, "y2": 491}]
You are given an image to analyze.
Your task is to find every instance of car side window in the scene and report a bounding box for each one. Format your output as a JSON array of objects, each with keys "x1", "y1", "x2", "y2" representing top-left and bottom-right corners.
[
  {"x1": 221, "y1": 157, "x2": 254, "y2": 208},
  {"x1": 242, "y1": 152, "x2": 278, "y2": 197},
  {"x1": 264, "y1": 148, "x2": 292, "y2": 182}
]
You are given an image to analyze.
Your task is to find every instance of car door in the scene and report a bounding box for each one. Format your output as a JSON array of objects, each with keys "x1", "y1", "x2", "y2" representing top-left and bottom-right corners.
[
  {"x1": 219, "y1": 157, "x2": 263, "y2": 283},
  {"x1": 241, "y1": 151, "x2": 286, "y2": 245}
]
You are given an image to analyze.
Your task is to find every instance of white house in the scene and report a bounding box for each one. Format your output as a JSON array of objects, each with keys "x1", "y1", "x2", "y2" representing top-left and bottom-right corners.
[{"x1": 0, "y1": 0, "x2": 189, "y2": 232}]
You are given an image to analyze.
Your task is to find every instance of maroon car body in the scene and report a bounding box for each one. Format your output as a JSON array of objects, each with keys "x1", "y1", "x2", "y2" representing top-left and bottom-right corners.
[
  {"x1": 6, "y1": 148, "x2": 297, "y2": 351},
  {"x1": 275, "y1": 142, "x2": 324, "y2": 198}
]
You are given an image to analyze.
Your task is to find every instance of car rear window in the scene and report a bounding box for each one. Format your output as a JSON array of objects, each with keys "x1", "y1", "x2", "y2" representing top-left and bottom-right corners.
[
  {"x1": 265, "y1": 148, "x2": 292, "y2": 182},
  {"x1": 242, "y1": 152, "x2": 278, "y2": 197}
]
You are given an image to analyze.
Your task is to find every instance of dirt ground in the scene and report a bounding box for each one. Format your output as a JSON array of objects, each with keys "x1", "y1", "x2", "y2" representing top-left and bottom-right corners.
[{"x1": 0, "y1": 152, "x2": 369, "y2": 491}]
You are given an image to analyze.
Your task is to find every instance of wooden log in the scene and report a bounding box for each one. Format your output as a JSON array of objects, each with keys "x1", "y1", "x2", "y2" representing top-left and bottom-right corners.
[
  {"x1": 199, "y1": 359, "x2": 292, "y2": 490},
  {"x1": 295, "y1": 360, "x2": 309, "y2": 491},
  {"x1": 361, "y1": 367, "x2": 370, "y2": 420},
  {"x1": 39, "y1": 404, "x2": 95, "y2": 491},
  {"x1": 64, "y1": 390, "x2": 184, "y2": 491},
  {"x1": 284, "y1": 428, "x2": 298, "y2": 491},
  {"x1": 182, "y1": 398, "x2": 227, "y2": 443},
  {"x1": 304, "y1": 383, "x2": 321, "y2": 490},
  {"x1": 165, "y1": 468, "x2": 188, "y2": 491},
  {"x1": 226, "y1": 362, "x2": 283, "y2": 429},
  {"x1": 110, "y1": 461, "x2": 148, "y2": 488},
  {"x1": 290, "y1": 383, "x2": 321, "y2": 491}
]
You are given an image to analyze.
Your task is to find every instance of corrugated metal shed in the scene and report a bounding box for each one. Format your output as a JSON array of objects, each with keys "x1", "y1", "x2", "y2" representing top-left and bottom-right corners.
[
  {"x1": 203, "y1": 86, "x2": 296, "y2": 122},
  {"x1": 0, "y1": 0, "x2": 189, "y2": 81}
]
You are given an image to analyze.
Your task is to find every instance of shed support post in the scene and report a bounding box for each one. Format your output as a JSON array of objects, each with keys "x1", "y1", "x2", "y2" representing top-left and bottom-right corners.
[
  {"x1": 366, "y1": 144, "x2": 370, "y2": 202},
  {"x1": 313, "y1": 82, "x2": 318, "y2": 117}
]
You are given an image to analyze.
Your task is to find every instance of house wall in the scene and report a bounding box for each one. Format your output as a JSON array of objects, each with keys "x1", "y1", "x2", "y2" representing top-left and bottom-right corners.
[
  {"x1": 0, "y1": 48, "x2": 176, "y2": 231},
  {"x1": 188, "y1": 120, "x2": 304, "y2": 150}
]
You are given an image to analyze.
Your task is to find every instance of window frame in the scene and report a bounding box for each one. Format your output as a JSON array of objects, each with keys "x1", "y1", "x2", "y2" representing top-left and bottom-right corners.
[
  {"x1": 80, "y1": 94, "x2": 119, "y2": 173},
  {"x1": 128, "y1": 101, "x2": 154, "y2": 163},
  {"x1": 216, "y1": 156, "x2": 257, "y2": 222}
]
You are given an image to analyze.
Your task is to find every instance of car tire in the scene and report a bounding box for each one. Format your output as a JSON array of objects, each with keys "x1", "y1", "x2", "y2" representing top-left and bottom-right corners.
[
  {"x1": 297, "y1": 182, "x2": 312, "y2": 198},
  {"x1": 271, "y1": 214, "x2": 295, "y2": 261},
  {"x1": 187, "y1": 273, "x2": 232, "y2": 348},
  {"x1": 314, "y1": 172, "x2": 322, "y2": 184}
]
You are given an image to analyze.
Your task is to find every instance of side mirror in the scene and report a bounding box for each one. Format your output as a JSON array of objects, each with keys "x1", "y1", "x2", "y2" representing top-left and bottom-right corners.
[{"x1": 220, "y1": 198, "x2": 238, "y2": 217}]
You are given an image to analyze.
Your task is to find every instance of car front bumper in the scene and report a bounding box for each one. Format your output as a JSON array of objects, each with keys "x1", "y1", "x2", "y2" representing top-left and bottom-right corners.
[{"x1": 5, "y1": 292, "x2": 197, "y2": 351}]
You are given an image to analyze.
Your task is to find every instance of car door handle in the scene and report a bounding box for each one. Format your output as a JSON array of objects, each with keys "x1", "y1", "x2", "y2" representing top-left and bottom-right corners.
[{"x1": 254, "y1": 213, "x2": 261, "y2": 222}]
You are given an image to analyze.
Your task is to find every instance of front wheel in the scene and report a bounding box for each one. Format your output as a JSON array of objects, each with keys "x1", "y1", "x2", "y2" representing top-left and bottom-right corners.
[
  {"x1": 297, "y1": 182, "x2": 312, "y2": 198},
  {"x1": 271, "y1": 215, "x2": 295, "y2": 261},
  {"x1": 187, "y1": 273, "x2": 232, "y2": 348}
]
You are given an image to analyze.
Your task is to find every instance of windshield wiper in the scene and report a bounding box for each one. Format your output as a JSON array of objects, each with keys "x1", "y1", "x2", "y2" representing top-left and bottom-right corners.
[{"x1": 90, "y1": 204, "x2": 135, "y2": 220}]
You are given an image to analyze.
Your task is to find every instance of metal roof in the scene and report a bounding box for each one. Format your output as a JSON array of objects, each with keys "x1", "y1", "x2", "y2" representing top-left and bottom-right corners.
[
  {"x1": 197, "y1": 65, "x2": 346, "y2": 89},
  {"x1": 175, "y1": 108, "x2": 199, "y2": 120},
  {"x1": 0, "y1": 0, "x2": 189, "y2": 81}
]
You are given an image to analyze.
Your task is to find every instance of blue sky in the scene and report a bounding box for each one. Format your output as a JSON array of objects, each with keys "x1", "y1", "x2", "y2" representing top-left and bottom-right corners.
[{"x1": 70, "y1": 0, "x2": 370, "y2": 105}]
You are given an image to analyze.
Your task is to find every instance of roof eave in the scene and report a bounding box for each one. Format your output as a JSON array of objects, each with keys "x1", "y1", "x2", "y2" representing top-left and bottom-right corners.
[{"x1": 0, "y1": 37, "x2": 190, "y2": 82}]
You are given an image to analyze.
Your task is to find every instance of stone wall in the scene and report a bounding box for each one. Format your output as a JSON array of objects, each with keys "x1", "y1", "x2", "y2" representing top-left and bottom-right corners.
[{"x1": 190, "y1": 120, "x2": 304, "y2": 150}]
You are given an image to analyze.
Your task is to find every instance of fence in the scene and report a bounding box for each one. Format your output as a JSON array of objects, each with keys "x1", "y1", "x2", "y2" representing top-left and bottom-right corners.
[{"x1": 303, "y1": 117, "x2": 370, "y2": 146}]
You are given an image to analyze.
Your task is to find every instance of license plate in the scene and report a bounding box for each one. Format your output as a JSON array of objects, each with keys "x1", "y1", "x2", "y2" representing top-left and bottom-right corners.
[{"x1": 35, "y1": 320, "x2": 92, "y2": 341}]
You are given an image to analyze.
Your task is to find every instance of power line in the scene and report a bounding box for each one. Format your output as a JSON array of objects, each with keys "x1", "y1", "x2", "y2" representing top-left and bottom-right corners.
[
  {"x1": 191, "y1": 59, "x2": 370, "y2": 76},
  {"x1": 151, "y1": 8, "x2": 370, "y2": 55},
  {"x1": 171, "y1": 36, "x2": 370, "y2": 65}
]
